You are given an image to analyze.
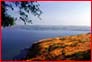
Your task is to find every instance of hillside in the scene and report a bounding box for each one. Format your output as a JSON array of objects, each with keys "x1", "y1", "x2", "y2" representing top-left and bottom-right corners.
[{"x1": 25, "y1": 33, "x2": 91, "y2": 60}]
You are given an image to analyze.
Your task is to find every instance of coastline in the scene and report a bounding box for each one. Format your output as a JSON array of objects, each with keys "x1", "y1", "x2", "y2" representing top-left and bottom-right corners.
[
  {"x1": 3, "y1": 26, "x2": 89, "y2": 60},
  {"x1": 14, "y1": 33, "x2": 90, "y2": 60}
]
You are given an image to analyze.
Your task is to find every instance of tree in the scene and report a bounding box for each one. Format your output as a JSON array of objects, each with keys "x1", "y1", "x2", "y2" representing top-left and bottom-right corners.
[
  {"x1": 2, "y1": 1, "x2": 42, "y2": 27},
  {"x1": 2, "y1": 2, "x2": 15, "y2": 27}
]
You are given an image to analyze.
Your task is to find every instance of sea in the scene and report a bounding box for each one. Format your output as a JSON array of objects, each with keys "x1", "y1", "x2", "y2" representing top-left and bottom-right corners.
[{"x1": 2, "y1": 25, "x2": 90, "y2": 60}]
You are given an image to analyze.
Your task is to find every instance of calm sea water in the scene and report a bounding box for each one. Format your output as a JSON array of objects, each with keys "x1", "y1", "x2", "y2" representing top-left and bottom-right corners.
[{"x1": 2, "y1": 25, "x2": 90, "y2": 60}]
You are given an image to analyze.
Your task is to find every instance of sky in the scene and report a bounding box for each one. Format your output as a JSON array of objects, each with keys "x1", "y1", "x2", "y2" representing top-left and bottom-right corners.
[{"x1": 8, "y1": 1, "x2": 91, "y2": 26}]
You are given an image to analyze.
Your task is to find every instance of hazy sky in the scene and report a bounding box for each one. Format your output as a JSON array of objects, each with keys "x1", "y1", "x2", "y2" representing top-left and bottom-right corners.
[{"x1": 9, "y1": 1, "x2": 91, "y2": 26}]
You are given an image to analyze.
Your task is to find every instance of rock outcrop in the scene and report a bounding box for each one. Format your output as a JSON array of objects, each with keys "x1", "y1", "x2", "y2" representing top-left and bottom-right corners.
[{"x1": 25, "y1": 33, "x2": 91, "y2": 60}]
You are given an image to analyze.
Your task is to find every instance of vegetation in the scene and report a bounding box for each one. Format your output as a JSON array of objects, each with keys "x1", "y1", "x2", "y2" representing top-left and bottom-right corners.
[{"x1": 2, "y1": 1, "x2": 42, "y2": 27}]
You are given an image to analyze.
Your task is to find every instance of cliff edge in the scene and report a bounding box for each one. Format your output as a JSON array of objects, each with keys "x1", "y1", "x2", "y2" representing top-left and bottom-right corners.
[{"x1": 25, "y1": 33, "x2": 91, "y2": 60}]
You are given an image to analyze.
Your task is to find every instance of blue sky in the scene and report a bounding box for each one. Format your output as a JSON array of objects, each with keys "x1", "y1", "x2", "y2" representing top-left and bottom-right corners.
[{"x1": 8, "y1": 1, "x2": 91, "y2": 26}]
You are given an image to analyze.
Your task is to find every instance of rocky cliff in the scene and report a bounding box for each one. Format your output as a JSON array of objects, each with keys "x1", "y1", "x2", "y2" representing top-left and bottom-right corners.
[{"x1": 25, "y1": 33, "x2": 91, "y2": 61}]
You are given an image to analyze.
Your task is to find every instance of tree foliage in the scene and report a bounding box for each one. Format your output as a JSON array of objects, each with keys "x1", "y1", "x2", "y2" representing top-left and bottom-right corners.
[
  {"x1": 2, "y1": 2, "x2": 15, "y2": 27},
  {"x1": 2, "y1": 1, "x2": 42, "y2": 27}
]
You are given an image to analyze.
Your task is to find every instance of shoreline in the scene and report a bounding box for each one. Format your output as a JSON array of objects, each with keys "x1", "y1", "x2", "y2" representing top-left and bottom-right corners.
[
  {"x1": 14, "y1": 33, "x2": 90, "y2": 60},
  {"x1": 2, "y1": 27, "x2": 89, "y2": 60}
]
